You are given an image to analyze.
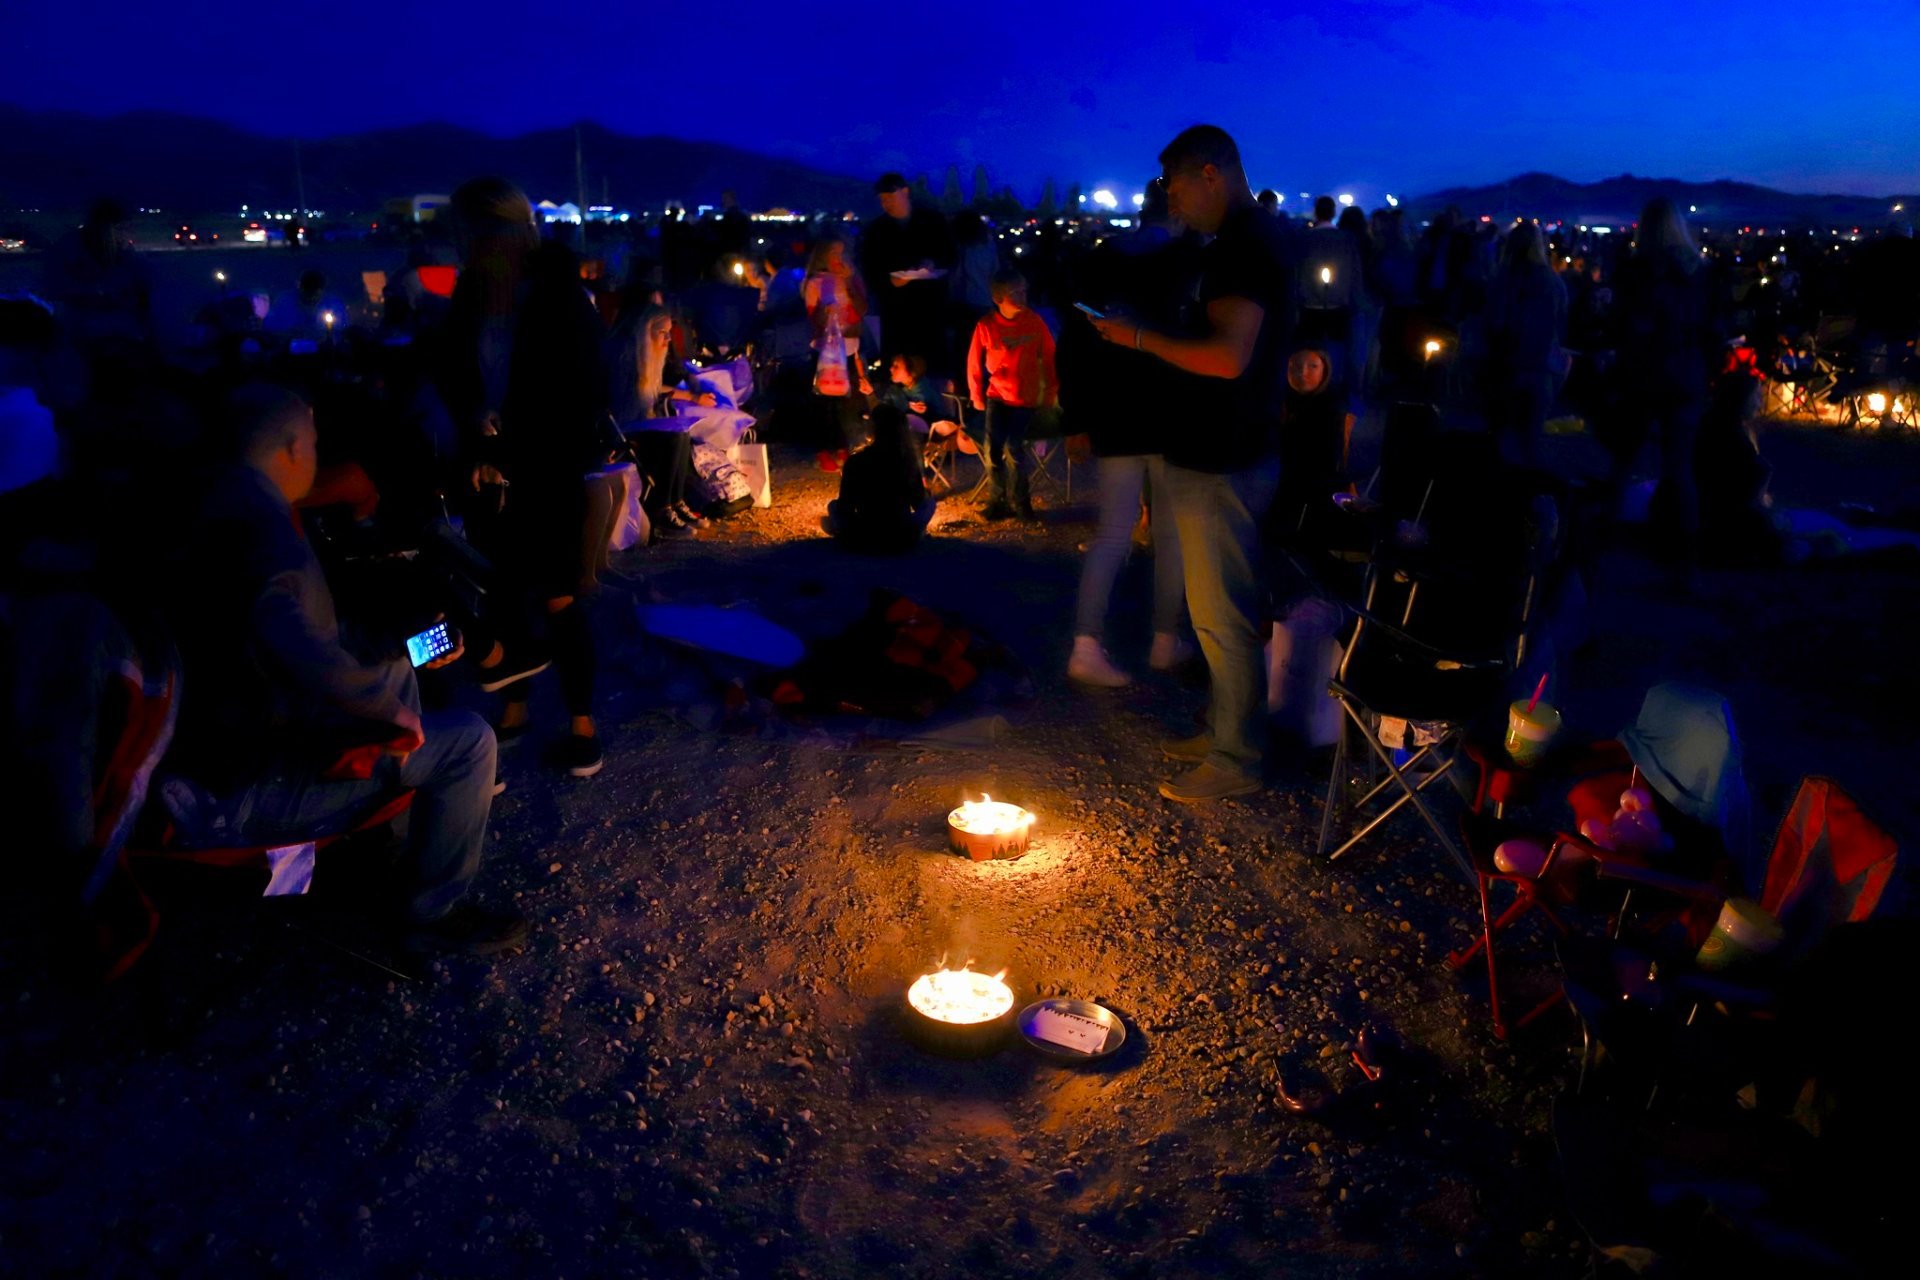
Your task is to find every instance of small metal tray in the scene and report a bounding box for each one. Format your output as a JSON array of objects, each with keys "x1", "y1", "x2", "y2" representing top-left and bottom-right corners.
[{"x1": 1017, "y1": 999, "x2": 1127, "y2": 1062}]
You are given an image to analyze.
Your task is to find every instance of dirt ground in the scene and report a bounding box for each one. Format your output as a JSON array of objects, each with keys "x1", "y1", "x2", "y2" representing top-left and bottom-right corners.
[{"x1": 3, "y1": 420, "x2": 1914, "y2": 1278}]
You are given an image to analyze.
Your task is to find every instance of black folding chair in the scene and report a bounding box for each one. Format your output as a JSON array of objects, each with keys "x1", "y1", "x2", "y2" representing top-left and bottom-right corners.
[{"x1": 1316, "y1": 426, "x2": 1553, "y2": 879}]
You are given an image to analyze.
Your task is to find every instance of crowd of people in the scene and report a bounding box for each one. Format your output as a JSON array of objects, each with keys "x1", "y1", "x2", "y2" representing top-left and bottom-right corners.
[{"x1": 3, "y1": 121, "x2": 1906, "y2": 963}]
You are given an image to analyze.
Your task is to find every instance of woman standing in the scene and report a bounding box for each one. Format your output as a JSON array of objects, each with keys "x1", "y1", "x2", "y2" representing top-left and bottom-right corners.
[
  {"x1": 803, "y1": 235, "x2": 872, "y2": 463},
  {"x1": 1614, "y1": 198, "x2": 1718, "y2": 577},
  {"x1": 1483, "y1": 221, "x2": 1568, "y2": 468}
]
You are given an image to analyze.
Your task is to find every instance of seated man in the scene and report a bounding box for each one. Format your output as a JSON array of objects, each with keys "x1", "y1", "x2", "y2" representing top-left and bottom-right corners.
[{"x1": 158, "y1": 383, "x2": 524, "y2": 955}]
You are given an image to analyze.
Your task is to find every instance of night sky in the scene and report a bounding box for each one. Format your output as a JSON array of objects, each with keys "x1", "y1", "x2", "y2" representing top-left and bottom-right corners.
[{"x1": 8, "y1": 0, "x2": 1917, "y2": 201}]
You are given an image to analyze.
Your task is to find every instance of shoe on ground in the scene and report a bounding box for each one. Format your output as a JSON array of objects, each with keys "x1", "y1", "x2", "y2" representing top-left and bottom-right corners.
[
  {"x1": 1015, "y1": 501, "x2": 1037, "y2": 521},
  {"x1": 1160, "y1": 731, "x2": 1212, "y2": 761},
  {"x1": 477, "y1": 651, "x2": 552, "y2": 694},
  {"x1": 1149, "y1": 632, "x2": 1196, "y2": 671},
  {"x1": 493, "y1": 718, "x2": 530, "y2": 749},
  {"x1": 1159, "y1": 761, "x2": 1262, "y2": 804},
  {"x1": 403, "y1": 901, "x2": 529, "y2": 957},
  {"x1": 561, "y1": 733, "x2": 604, "y2": 778},
  {"x1": 650, "y1": 508, "x2": 695, "y2": 542},
  {"x1": 1067, "y1": 636, "x2": 1132, "y2": 688},
  {"x1": 672, "y1": 501, "x2": 708, "y2": 527},
  {"x1": 981, "y1": 501, "x2": 1014, "y2": 522}
]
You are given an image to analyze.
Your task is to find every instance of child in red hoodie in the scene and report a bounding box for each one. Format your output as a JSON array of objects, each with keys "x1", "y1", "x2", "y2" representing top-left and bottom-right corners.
[{"x1": 967, "y1": 270, "x2": 1058, "y2": 519}]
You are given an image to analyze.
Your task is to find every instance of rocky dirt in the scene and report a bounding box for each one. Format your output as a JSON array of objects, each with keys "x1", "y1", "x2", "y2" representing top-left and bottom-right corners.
[{"x1": 2, "y1": 421, "x2": 1912, "y2": 1278}]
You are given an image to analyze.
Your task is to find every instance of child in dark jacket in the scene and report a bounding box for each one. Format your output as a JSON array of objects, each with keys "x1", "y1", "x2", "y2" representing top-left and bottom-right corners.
[{"x1": 823, "y1": 404, "x2": 935, "y2": 552}]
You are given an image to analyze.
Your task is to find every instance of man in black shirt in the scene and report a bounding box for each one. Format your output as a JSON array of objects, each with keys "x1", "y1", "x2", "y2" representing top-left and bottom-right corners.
[
  {"x1": 1092, "y1": 125, "x2": 1290, "y2": 802},
  {"x1": 860, "y1": 173, "x2": 956, "y2": 371}
]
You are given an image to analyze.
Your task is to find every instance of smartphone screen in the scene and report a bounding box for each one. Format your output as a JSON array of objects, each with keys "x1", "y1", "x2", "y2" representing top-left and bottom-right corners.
[
  {"x1": 1073, "y1": 302, "x2": 1105, "y2": 320},
  {"x1": 406, "y1": 622, "x2": 454, "y2": 667}
]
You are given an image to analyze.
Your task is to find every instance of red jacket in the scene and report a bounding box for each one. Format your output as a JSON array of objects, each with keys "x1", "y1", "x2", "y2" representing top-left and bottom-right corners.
[{"x1": 967, "y1": 309, "x2": 1058, "y2": 408}]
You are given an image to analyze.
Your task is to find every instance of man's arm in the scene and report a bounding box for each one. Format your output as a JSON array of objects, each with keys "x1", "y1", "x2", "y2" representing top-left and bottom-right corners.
[
  {"x1": 1091, "y1": 296, "x2": 1264, "y2": 380},
  {"x1": 253, "y1": 564, "x2": 415, "y2": 735}
]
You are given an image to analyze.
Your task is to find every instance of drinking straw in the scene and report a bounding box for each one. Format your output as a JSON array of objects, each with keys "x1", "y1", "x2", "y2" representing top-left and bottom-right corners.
[{"x1": 1525, "y1": 673, "x2": 1549, "y2": 717}]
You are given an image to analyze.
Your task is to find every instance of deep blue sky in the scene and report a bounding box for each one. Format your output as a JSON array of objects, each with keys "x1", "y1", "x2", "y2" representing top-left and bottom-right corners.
[{"x1": 8, "y1": 1, "x2": 1917, "y2": 200}]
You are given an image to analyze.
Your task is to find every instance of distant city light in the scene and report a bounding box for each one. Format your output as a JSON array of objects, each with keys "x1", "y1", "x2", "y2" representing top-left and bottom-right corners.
[
  {"x1": 1131, "y1": 193, "x2": 1146, "y2": 208},
  {"x1": 1337, "y1": 193, "x2": 1354, "y2": 207},
  {"x1": 213, "y1": 270, "x2": 226, "y2": 284},
  {"x1": 1091, "y1": 189, "x2": 1118, "y2": 210},
  {"x1": 1688, "y1": 205, "x2": 1697, "y2": 212},
  {"x1": 1320, "y1": 266, "x2": 1333, "y2": 285},
  {"x1": 321, "y1": 311, "x2": 336, "y2": 330},
  {"x1": 1077, "y1": 194, "x2": 1087, "y2": 204},
  {"x1": 1385, "y1": 194, "x2": 1399, "y2": 208}
]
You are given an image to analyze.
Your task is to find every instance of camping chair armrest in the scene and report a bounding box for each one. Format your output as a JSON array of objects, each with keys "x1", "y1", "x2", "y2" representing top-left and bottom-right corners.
[
  {"x1": 1591, "y1": 857, "x2": 1727, "y2": 904},
  {"x1": 1344, "y1": 602, "x2": 1505, "y2": 669}
]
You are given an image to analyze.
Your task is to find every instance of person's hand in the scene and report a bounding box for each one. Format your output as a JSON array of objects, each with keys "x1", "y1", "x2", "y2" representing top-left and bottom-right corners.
[
  {"x1": 387, "y1": 707, "x2": 426, "y2": 761},
  {"x1": 908, "y1": 400, "x2": 928, "y2": 415},
  {"x1": 971, "y1": 398, "x2": 986, "y2": 413},
  {"x1": 857, "y1": 377, "x2": 873, "y2": 396},
  {"x1": 422, "y1": 624, "x2": 465, "y2": 671},
  {"x1": 470, "y1": 463, "x2": 508, "y2": 514},
  {"x1": 1090, "y1": 315, "x2": 1140, "y2": 347},
  {"x1": 478, "y1": 410, "x2": 503, "y2": 437},
  {"x1": 694, "y1": 392, "x2": 718, "y2": 408}
]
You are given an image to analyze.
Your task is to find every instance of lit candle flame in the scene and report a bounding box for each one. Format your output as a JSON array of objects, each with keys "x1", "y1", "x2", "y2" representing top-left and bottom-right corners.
[
  {"x1": 950, "y1": 794, "x2": 1033, "y2": 837},
  {"x1": 907, "y1": 962, "x2": 1013, "y2": 1025}
]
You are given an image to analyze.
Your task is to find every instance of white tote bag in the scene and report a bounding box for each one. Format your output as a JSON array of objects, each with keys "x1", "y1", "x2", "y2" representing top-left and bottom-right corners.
[{"x1": 733, "y1": 431, "x2": 772, "y2": 508}]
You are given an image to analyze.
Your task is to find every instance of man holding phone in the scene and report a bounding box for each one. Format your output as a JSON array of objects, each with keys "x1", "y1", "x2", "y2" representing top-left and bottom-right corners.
[
  {"x1": 1090, "y1": 125, "x2": 1292, "y2": 803},
  {"x1": 160, "y1": 385, "x2": 526, "y2": 956}
]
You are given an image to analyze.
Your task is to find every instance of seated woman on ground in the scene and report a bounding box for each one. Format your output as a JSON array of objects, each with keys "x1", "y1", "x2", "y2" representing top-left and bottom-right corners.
[{"x1": 822, "y1": 403, "x2": 935, "y2": 553}]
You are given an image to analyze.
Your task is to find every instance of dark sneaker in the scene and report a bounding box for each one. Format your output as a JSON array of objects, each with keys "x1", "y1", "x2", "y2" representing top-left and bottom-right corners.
[
  {"x1": 477, "y1": 651, "x2": 552, "y2": 693},
  {"x1": 651, "y1": 509, "x2": 694, "y2": 542},
  {"x1": 1015, "y1": 500, "x2": 1037, "y2": 522},
  {"x1": 493, "y1": 718, "x2": 530, "y2": 749},
  {"x1": 561, "y1": 733, "x2": 603, "y2": 778},
  {"x1": 403, "y1": 902, "x2": 529, "y2": 957},
  {"x1": 981, "y1": 501, "x2": 1014, "y2": 522},
  {"x1": 672, "y1": 501, "x2": 708, "y2": 527},
  {"x1": 1159, "y1": 761, "x2": 1262, "y2": 804}
]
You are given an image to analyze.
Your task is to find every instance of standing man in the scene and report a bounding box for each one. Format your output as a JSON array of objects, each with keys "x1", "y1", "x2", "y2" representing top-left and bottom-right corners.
[
  {"x1": 1092, "y1": 125, "x2": 1291, "y2": 803},
  {"x1": 861, "y1": 173, "x2": 956, "y2": 372}
]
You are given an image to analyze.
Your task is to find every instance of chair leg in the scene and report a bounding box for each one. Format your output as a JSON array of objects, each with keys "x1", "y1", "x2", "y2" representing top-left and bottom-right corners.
[
  {"x1": 1480, "y1": 875, "x2": 1508, "y2": 1039},
  {"x1": 1316, "y1": 700, "x2": 1351, "y2": 857},
  {"x1": 1339, "y1": 720, "x2": 1474, "y2": 879}
]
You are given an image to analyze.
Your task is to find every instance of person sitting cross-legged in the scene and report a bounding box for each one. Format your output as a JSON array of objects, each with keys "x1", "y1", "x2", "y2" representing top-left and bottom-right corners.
[{"x1": 157, "y1": 384, "x2": 526, "y2": 956}]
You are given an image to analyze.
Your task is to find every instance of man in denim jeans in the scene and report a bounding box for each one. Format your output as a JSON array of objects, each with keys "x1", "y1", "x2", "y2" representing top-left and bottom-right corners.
[
  {"x1": 1091, "y1": 125, "x2": 1292, "y2": 802},
  {"x1": 161, "y1": 385, "x2": 526, "y2": 955}
]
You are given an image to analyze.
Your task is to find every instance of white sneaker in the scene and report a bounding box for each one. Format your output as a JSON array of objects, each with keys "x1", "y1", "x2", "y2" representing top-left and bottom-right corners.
[
  {"x1": 1149, "y1": 632, "x2": 1196, "y2": 671},
  {"x1": 1067, "y1": 636, "x2": 1132, "y2": 688}
]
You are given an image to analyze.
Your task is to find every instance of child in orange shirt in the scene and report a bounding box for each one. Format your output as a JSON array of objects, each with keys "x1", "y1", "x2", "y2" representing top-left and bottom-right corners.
[{"x1": 966, "y1": 270, "x2": 1057, "y2": 519}]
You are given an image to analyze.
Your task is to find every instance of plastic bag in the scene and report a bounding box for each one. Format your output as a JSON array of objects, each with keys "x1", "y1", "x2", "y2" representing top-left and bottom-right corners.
[{"x1": 814, "y1": 310, "x2": 850, "y2": 397}]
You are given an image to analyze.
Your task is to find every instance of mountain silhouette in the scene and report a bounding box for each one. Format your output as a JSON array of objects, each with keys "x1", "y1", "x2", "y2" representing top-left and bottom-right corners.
[
  {"x1": 0, "y1": 104, "x2": 875, "y2": 214},
  {"x1": 1406, "y1": 171, "x2": 1911, "y2": 228}
]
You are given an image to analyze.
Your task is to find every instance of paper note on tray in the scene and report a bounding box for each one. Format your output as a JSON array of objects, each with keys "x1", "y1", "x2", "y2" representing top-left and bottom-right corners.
[
  {"x1": 889, "y1": 268, "x2": 948, "y2": 282},
  {"x1": 1031, "y1": 1007, "x2": 1108, "y2": 1054}
]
